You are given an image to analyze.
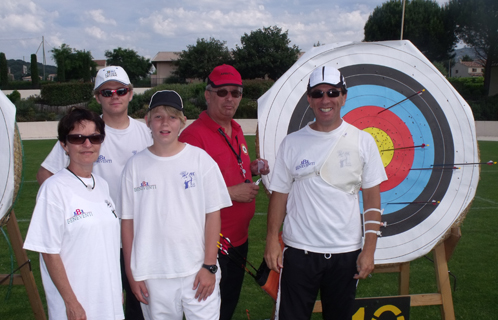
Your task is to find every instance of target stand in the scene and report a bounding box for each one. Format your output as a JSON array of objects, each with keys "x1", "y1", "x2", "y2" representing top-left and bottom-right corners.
[
  {"x1": 310, "y1": 227, "x2": 460, "y2": 320},
  {"x1": 1, "y1": 211, "x2": 47, "y2": 320}
]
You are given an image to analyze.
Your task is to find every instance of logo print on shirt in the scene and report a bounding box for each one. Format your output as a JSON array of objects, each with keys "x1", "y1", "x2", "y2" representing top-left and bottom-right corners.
[
  {"x1": 242, "y1": 144, "x2": 248, "y2": 155},
  {"x1": 181, "y1": 171, "x2": 196, "y2": 189},
  {"x1": 66, "y1": 208, "x2": 93, "y2": 224},
  {"x1": 96, "y1": 155, "x2": 112, "y2": 164},
  {"x1": 338, "y1": 150, "x2": 352, "y2": 167},
  {"x1": 134, "y1": 181, "x2": 157, "y2": 192},
  {"x1": 296, "y1": 159, "x2": 315, "y2": 171}
]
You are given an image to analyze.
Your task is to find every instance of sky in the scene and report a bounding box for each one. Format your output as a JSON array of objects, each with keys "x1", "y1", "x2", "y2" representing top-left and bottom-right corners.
[{"x1": 0, "y1": 0, "x2": 450, "y2": 66}]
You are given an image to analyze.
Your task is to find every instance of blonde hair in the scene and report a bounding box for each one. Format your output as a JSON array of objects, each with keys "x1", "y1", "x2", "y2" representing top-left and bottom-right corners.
[{"x1": 146, "y1": 106, "x2": 186, "y2": 127}]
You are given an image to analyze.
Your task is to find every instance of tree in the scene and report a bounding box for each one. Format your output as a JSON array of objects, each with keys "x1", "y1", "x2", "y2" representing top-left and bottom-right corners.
[
  {"x1": 0, "y1": 52, "x2": 8, "y2": 87},
  {"x1": 50, "y1": 44, "x2": 96, "y2": 82},
  {"x1": 233, "y1": 26, "x2": 300, "y2": 80},
  {"x1": 449, "y1": 0, "x2": 498, "y2": 94},
  {"x1": 174, "y1": 38, "x2": 233, "y2": 82},
  {"x1": 51, "y1": 44, "x2": 72, "y2": 82},
  {"x1": 105, "y1": 47, "x2": 151, "y2": 83},
  {"x1": 31, "y1": 54, "x2": 39, "y2": 87},
  {"x1": 364, "y1": 0, "x2": 457, "y2": 62}
]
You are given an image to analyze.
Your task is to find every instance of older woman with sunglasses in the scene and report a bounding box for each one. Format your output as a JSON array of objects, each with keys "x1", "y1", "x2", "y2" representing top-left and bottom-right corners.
[{"x1": 24, "y1": 108, "x2": 124, "y2": 320}]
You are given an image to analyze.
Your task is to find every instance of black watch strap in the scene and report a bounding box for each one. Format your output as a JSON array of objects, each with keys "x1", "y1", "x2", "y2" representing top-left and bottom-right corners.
[{"x1": 202, "y1": 264, "x2": 218, "y2": 274}]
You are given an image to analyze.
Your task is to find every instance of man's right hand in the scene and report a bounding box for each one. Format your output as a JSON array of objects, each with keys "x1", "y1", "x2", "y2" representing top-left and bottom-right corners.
[
  {"x1": 264, "y1": 238, "x2": 283, "y2": 273},
  {"x1": 228, "y1": 182, "x2": 259, "y2": 203},
  {"x1": 129, "y1": 278, "x2": 149, "y2": 305}
]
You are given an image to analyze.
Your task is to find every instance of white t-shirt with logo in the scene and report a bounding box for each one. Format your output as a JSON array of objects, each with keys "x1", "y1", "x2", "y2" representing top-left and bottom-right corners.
[
  {"x1": 41, "y1": 117, "x2": 152, "y2": 215},
  {"x1": 270, "y1": 121, "x2": 387, "y2": 254},
  {"x1": 120, "y1": 144, "x2": 232, "y2": 281},
  {"x1": 24, "y1": 169, "x2": 123, "y2": 320}
]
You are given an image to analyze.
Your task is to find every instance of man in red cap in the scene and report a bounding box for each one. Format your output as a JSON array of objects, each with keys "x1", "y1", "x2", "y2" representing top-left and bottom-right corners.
[{"x1": 179, "y1": 64, "x2": 270, "y2": 320}]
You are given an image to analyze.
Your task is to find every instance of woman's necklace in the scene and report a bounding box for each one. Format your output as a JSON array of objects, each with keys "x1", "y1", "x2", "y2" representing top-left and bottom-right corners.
[{"x1": 66, "y1": 168, "x2": 95, "y2": 191}]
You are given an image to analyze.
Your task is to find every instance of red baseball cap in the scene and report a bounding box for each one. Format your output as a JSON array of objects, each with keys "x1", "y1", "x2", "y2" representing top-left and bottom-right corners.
[{"x1": 207, "y1": 64, "x2": 243, "y2": 88}]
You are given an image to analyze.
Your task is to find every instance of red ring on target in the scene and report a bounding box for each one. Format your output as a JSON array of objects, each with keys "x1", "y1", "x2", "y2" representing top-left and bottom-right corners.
[{"x1": 343, "y1": 106, "x2": 414, "y2": 192}]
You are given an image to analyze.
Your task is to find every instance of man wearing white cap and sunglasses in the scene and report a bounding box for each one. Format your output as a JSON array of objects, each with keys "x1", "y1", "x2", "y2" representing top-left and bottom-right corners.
[
  {"x1": 264, "y1": 66, "x2": 387, "y2": 319},
  {"x1": 37, "y1": 66, "x2": 152, "y2": 319}
]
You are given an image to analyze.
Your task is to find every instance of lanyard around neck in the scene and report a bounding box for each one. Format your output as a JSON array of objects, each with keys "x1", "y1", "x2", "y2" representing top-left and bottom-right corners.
[{"x1": 218, "y1": 128, "x2": 250, "y2": 183}]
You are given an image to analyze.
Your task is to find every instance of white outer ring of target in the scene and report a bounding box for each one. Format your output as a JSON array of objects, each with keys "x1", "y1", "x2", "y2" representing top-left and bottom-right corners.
[{"x1": 0, "y1": 91, "x2": 17, "y2": 222}]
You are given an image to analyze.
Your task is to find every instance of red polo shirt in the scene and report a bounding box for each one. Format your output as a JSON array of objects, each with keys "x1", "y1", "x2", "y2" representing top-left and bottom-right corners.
[{"x1": 179, "y1": 111, "x2": 255, "y2": 247}]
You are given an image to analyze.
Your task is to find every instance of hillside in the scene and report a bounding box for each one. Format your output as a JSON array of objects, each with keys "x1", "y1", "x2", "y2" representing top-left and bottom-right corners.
[{"x1": 6, "y1": 59, "x2": 57, "y2": 81}]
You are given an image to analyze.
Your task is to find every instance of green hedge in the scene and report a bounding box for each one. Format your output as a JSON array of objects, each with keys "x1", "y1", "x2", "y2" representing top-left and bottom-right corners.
[{"x1": 40, "y1": 82, "x2": 94, "y2": 106}]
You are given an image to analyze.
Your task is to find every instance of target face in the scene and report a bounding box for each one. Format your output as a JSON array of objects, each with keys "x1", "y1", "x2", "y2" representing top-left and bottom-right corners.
[
  {"x1": 0, "y1": 91, "x2": 17, "y2": 223},
  {"x1": 258, "y1": 41, "x2": 479, "y2": 264}
]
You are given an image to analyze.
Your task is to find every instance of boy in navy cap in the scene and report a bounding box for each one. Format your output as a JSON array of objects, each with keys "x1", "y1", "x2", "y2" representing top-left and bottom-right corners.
[{"x1": 121, "y1": 90, "x2": 232, "y2": 320}]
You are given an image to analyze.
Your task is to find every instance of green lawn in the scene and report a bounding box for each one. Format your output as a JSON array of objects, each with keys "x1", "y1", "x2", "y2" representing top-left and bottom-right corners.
[{"x1": 1, "y1": 138, "x2": 497, "y2": 319}]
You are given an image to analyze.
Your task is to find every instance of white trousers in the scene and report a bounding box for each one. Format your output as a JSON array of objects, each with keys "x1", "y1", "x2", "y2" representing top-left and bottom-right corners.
[{"x1": 141, "y1": 271, "x2": 221, "y2": 320}]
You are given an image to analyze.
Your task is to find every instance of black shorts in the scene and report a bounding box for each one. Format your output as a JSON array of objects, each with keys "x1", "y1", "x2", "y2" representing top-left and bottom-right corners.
[{"x1": 276, "y1": 247, "x2": 360, "y2": 320}]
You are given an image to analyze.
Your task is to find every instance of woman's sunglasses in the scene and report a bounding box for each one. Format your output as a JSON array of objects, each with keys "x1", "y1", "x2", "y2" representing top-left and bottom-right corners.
[
  {"x1": 66, "y1": 134, "x2": 105, "y2": 145},
  {"x1": 100, "y1": 88, "x2": 130, "y2": 97},
  {"x1": 310, "y1": 89, "x2": 341, "y2": 99},
  {"x1": 208, "y1": 89, "x2": 242, "y2": 98}
]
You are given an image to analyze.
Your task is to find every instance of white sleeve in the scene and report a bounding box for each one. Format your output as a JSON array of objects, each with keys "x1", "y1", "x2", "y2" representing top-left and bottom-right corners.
[
  {"x1": 23, "y1": 184, "x2": 65, "y2": 254},
  {"x1": 202, "y1": 156, "x2": 232, "y2": 214},
  {"x1": 269, "y1": 138, "x2": 293, "y2": 194},
  {"x1": 41, "y1": 142, "x2": 69, "y2": 174}
]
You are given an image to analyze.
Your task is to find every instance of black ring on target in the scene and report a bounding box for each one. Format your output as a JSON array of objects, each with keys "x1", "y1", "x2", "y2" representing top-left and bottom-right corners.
[{"x1": 287, "y1": 64, "x2": 454, "y2": 236}]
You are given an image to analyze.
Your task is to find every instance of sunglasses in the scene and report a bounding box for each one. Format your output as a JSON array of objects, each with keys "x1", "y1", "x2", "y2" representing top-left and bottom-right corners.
[
  {"x1": 310, "y1": 89, "x2": 341, "y2": 99},
  {"x1": 208, "y1": 89, "x2": 242, "y2": 98},
  {"x1": 66, "y1": 134, "x2": 105, "y2": 145},
  {"x1": 100, "y1": 88, "x2": 130, "y2": 97}
]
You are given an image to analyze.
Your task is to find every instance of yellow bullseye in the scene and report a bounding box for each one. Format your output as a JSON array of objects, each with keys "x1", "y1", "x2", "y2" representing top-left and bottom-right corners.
[{"x1": 363, "y1": 127, "x2": 393, "y2": 167}]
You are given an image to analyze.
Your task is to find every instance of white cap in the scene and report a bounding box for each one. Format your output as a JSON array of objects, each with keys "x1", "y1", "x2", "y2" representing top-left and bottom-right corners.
[
  {"x1": 308, "y1": 66, "x2": 347, "y2": 91},
  {"x1": 94, "y1": 66, "x2": 131, "y2": 90}
]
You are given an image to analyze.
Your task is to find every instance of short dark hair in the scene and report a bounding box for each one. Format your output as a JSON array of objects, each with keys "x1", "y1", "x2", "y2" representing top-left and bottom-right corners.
[{"x1": 58, "y1": 107, "x2": 105, "y2": 144}]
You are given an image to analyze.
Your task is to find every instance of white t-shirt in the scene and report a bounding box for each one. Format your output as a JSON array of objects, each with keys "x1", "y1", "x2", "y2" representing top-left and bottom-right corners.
[
  {"x1": 270, "y1": 121, "x2": 387, "y2": 254},
  {"x1": 41, "y1": 117, "x2": 152, "y2": 213},
  {"x1": 121, "y1": 144, "x2": 232, "y2": 281},
  {"x1": 24, "y1": 169, "x2": 123, "y2": 320}
]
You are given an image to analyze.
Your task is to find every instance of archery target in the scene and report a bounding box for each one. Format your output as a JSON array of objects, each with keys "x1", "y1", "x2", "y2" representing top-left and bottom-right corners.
[
  {"x1": 258, "y1": 40, "x2": 479, "y2": 264},
  {"x1": 0, "y1": 91, "x2": 18, "y2": 225}
]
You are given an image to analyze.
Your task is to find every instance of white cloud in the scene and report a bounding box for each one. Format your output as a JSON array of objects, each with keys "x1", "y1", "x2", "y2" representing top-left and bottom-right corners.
[
  {"x1": 86, "y1": 9, "x2": 117, "y2": 26},
  {"x1": 85, "y1": 26, "x2": 106, "y2": 39}
]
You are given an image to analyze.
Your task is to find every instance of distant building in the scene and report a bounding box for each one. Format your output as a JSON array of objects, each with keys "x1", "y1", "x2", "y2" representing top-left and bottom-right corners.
[
  {"x1": 150, "y1": 52, "x2": 180, "y2": 86},
  {"x1": 451, "y1": 60, "x2": 485, "y2": 78},
  {"x1": 94, "y1": 60, "x2": 106, "y2": 71}
]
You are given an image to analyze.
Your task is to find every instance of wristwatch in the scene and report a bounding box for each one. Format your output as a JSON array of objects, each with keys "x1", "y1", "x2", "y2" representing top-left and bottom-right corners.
[{"x1": 202, "y1": 264, "x2": 218, "y2": 274}]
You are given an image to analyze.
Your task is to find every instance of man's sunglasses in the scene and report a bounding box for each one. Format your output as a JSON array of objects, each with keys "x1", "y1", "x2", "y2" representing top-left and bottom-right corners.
[
  {"x1": 208, "y1": 89, "x2": 242, "y2": 98},
  {"x1": 310, "y1": 89, "x2": 341, "y2": 99},
  {"x1": 66, "y1": 134, "x2": 105, "y2": 145},
  {"x1": 100, "y1": 88, "x2": 130, "y2": 97}
]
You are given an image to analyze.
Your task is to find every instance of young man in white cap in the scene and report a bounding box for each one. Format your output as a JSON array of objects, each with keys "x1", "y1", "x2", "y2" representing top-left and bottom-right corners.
[
  {"x1": 264, "y1": 66, "x2": 387, "y2": 319},
  {"x1": 179, "y1": 64, "x2": 270, "y2": 320},
  {"x1": 121, "y1": 90, "x2": 231, "y2": 320},
  {"x1": 36, "y1": 66, "x2": 152, "y2": 319}
]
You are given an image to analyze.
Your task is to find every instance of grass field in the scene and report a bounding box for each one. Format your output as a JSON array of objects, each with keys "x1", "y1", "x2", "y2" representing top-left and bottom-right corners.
[{"x1": 1, "y1": 138, "x2": 497, "y2": 320}]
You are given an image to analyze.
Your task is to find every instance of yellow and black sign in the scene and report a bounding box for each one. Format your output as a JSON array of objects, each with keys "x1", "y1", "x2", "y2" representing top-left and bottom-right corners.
[{"x1": 352, "y1": 297, "x2": 410, "y2": 320}]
